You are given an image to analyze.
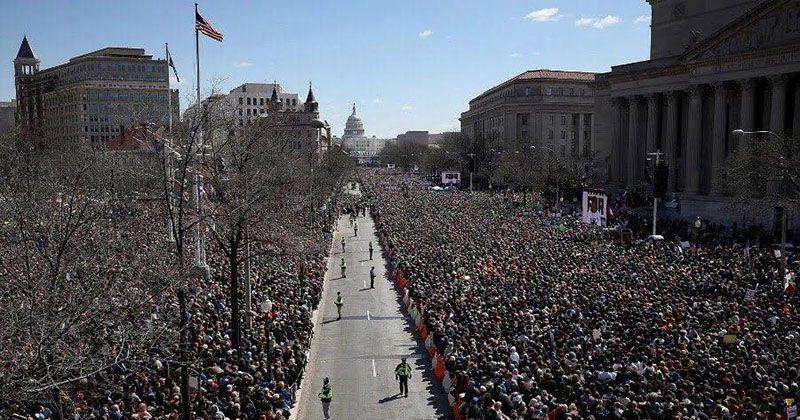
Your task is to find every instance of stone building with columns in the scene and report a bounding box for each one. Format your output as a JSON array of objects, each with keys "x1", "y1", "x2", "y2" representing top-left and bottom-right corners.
[
  {"x1": 461, "y1": 70, "x2": 596, "y2": 158},
  {"x1": 595, "y1": 0, "x2": 800, "y2": 222}
]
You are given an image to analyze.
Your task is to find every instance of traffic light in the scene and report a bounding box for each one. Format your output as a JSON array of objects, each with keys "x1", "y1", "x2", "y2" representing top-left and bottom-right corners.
[{"x1": 654, "y1": 164, "x2": 668, "y2": 198}]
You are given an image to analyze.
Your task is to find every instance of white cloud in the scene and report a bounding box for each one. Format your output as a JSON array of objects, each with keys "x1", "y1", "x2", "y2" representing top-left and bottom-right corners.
[
  {"x1": 509, "y1": 52, "x2": 522, "y2": 58},
  {"x1": 575, "y1": 15, "x2": 622, "y2": 29},
  {"x1": 401, "y1": 104, "x2": 413, "y2": 111},
  {"x1": 525, "y1": 8, "x2": 561, "y2": 22},
  {"x1": 234, "y1": 61, "x2": 253, "y2": 68},
  {"x1": 635, "y1": 15, "x2": 651, "y2": 24},
  {"x1": 373, "y1": 97, "x2": 384, "y2": 105},
  {"x1": 418, "y1": 29, "x2": 433, "y2": 38}
]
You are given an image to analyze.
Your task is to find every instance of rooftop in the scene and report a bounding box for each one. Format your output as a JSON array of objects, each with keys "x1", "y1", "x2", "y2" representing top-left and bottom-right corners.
[
  {"x1": 470, "y1": 69, "x2": 596, "y2": 104},
  {"x1": 69, "y1": 47, "x2": 151, "y2": 62}
]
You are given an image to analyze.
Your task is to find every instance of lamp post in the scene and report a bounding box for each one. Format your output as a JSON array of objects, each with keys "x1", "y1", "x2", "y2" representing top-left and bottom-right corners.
[
  {"x1": 466, "y1": 152, "x2": 476, "y2": 193},
  {"x1": 647, "y1": 150, "x2": 664, "y2": 237},
  {"x1": 732, "y1": 129, "x2": 790, "y2": 282},
  {"x1": 533, "y1": 145, "x2": 559, "y2": 208},
  {"x1": 261, "y1": 298, "x2": 273, "y2": 366}
]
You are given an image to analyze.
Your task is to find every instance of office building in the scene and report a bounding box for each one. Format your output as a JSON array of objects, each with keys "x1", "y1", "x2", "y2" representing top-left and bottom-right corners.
[{"x1": 13, "y1": 37, "x2": 179, "y2": 144}]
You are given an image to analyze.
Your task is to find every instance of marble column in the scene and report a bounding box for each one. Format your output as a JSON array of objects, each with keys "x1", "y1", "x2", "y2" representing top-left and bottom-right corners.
[
  {"x1": 684, "y1": 85, "x2": 703, "y2": 194},
  {"x1": 769, "y1": 75, "x2": 787, "y2": 133},
  {"x1": 588, "y1": 113, "x2": 594, "y2": 158},
  {"x1": 664, "y1": 91, "x2": 678, "y2": 192},
  {"x1": 795, "y1": 81, "x2": 800, "y2": 139},
  {"x1": 610, "y1": 99, "x2": 622, "y2": 183},
  {"x1": 739, "y1": 78, "x2": 755, "y2": 132},
  {"x1": 711, "y1": 83, "x2": 727, "y2": 194},
  {"x1": 646, "y1": 94, "x2": 659, "y2": 154},
  {"x1": 578, "y1": 113, "x2": 586, "y2": 157},
  {"x1": 627, "y1": 96, "x2": 640, "y2": 187}
]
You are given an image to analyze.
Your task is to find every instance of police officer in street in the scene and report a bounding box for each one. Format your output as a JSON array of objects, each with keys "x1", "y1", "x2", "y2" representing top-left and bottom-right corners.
[
  {"x1": 340, "y1": 236, "x2": 346, "y2": 253},
  {"x1": 335, "y1": 291, "x2": 344, "y2": 320},
  {"x1": 368, "y1": 241, "x2": 374, "y2": 260},
  {"x1": 353, "y1": 220, "x2": 359, "y2": 237},
  {"x1": 395, "y1": 357, "x2": 413, "y2": 397},
  {"x1": 340, "y1": 258, "x2": 347, "y2": 278},
  {"x1": 318, "y1": 377, "x2": 333, "y2": 419},
  {"x1": 370, "y1": 266, "x2": 376, "y2": 289}
]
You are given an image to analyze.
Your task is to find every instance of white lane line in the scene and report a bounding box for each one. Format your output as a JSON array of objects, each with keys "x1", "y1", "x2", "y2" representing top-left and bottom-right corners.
[
  {"x1": 366, "y1": 309, "x2": 371, "y2": 320},
  {"x1": 363, "y1": 279, "x2": 366, "y2": 288},
  {"x1": 372, "y1": 359, "x2": 377, "y2": 377}
]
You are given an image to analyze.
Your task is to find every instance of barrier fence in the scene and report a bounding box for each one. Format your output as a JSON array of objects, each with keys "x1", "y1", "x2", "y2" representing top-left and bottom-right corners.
[{"x1": 391, "y1": 265, "x2": 466, "y2": 420}]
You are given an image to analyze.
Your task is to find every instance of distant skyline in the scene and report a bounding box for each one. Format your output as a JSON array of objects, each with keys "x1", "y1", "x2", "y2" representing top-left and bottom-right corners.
[{"x1": 1, "y1": 0, "x2": 651, "y2": 138}]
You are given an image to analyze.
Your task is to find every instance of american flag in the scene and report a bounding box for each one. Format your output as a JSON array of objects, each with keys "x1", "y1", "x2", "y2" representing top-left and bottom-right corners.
[{"x1": 195, "y1": 11, "x2": 223, "y2": 42}]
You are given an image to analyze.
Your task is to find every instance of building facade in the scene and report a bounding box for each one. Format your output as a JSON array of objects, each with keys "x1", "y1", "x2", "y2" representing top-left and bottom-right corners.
[
  {"x1": 340, "y1": 104, "x2": 386, "y2": 165},
  {"x1": 594, "y1": 0, "x2": 800, "y2": 221},
  {"x1": 0, "y1": 100, "x2": 16, "y2": 134},
  {"x1": 460, "y1": 70, "x2": 596, "y2": 157},
  {"x1": 250, "y1": 84, "x2": 331, "y2": 155},
  {"x1": 13, "y1": 37, "x2": 179, "y2": 144},
  {"x1": 396, "y1": 130, "x2": 430, "y2": 146}
]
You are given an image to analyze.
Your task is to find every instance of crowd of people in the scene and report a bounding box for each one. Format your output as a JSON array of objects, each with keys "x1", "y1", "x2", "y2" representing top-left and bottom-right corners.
[
  {"x1": 364, "y1": 171, "x2": 799, "y2": 419},
  {"x1": 2, "y1": 186, "x2": 349, "y2": 419}
]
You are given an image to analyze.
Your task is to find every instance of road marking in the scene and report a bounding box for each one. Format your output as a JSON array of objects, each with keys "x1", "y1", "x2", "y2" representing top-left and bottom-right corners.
[
  {"x1": 372, "y1": 359, "x2": 377, "y2": 377},
  {"x1": 366, "y1": 309, "x2": 371, "y2": 320},
  {"x1": 363, "y1": 279, "x2": 366, "y2": 288}
]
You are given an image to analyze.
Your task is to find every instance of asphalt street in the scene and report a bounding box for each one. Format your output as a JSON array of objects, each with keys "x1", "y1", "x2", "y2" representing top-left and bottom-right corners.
[{"x1": 294, "y1": 185, "x2": 451, "y2": 420}]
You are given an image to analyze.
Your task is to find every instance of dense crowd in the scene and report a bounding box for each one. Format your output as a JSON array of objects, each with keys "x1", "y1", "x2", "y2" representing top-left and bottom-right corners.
[
  {"x1": 2, "y1": 190, "x2": 346, "y2": 419},
  {"x1": 364, "y1": 171, "x2": 799, "y2": 419}
]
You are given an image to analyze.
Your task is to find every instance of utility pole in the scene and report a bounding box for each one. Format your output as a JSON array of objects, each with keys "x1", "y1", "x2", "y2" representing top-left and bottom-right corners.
[{"x1": 647, "y1": 149, "x2": 664, "y2": 237}]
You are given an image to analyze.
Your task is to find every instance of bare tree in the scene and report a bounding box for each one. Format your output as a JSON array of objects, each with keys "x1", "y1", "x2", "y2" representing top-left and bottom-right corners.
[{"x1": 0, "y1": 133, "x2": 178, "y2": 415}]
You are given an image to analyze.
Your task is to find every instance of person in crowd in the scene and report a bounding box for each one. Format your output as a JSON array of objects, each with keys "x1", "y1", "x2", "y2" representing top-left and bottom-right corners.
[{"x1": 370, "y1": 266, "x2": 376, "y2": 289}]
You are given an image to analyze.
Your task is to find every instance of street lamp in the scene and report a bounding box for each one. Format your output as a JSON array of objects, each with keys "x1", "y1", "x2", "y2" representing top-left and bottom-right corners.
[
  {"x1": 466, "y1": 152, "x2": 476, "y2": 193},
  {"x1": 261, "y1": 298, "x2": 274, "y2": 364},
  {"x1": 732, "y1": 128, "x2": 790, "y2": 282}
]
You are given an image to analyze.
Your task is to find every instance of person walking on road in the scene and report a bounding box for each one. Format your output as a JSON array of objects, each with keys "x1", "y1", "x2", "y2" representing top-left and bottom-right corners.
[
  {"x1": 395, "y1": 357, "x2": 413, "y2": 397},
  {"x1": 370, "y1": 266, "x2": 376, "y2": 289},
  {"x1": 368, "y1": 241, "x2": 374, "y2": 260},
  {"x1": 340, "y1": 258, "x2": 347, "y2": 278},
  {"x1": 318, "y1": 377, "x2": 333, "y2": 419},
  {"x1": 340, "y1": 237, "x2": 346, "y2": 253},
  {"x1": 335, "y1": 292, "x2": 344, "y2": 320},
  {"x1": 353, "y1": 221, "x2": 359, "y2": 237}
]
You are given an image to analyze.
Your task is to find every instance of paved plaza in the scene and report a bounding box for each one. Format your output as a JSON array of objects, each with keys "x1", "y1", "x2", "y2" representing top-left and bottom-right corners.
[{"x1": 294, "y1": 185, "x2": 451, "y2": 420}]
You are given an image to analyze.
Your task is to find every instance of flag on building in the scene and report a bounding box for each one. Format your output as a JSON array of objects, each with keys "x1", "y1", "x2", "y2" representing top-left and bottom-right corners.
[
  {"x1": 166, "y1": 44, "x2": 179, "y2": 82},
  {"x1": 195, "y1": 11, "x2": 224, "y2": 42}
]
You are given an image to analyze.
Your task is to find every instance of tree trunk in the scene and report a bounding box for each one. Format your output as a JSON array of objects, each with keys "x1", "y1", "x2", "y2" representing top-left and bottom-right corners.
[
  {"x1": 178, "y1": 288, "x2": 190, "y2": 420},
  {"x1": 230, "y1": 245, "x2": 241, "y2": 351}
]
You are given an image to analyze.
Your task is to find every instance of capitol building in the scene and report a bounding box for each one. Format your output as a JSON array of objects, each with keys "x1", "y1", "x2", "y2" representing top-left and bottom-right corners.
[{"x1": 339, "y1": 103, "x2": 386, "y2": 165}]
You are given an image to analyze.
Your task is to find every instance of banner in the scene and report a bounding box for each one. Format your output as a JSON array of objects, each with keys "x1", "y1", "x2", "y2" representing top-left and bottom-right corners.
[{"x1": 582, "y1": 191, "x2": 607, "y2": 226}]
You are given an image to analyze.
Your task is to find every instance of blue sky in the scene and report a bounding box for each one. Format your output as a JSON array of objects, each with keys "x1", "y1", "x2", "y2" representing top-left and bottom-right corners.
[{"x1": 1, "y1": 0, "x2": 652, "y2": 138}]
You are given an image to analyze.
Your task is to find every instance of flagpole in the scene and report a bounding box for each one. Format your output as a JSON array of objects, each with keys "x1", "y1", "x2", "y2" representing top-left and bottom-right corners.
[
  {"x1": 166, "y1": 42, "x2": 172, "y2": 133},
  {"x1": 195, "y1": 3, "x2": 201, "y2": 123}
]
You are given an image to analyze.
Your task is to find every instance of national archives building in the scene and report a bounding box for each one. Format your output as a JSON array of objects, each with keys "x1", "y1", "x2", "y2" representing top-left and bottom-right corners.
[{"x1": 594, "y1": 0, "x2": 800, "y2": 221}]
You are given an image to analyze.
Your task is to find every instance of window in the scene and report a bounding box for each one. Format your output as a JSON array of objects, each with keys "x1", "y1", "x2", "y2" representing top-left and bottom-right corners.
[
  {"x1": 561, "y1": 130, "x2": 566, "y2": 140},
  {"x1": 559, "y1": 88, "x2": 564, "y2": 95},
  {"x1": 548, "y1": 130, "x2": 554, "y2": 140},
  {"x1": 260, "y1": 98, "x2": 265, "y2": 106},
  {"x1": 247, "y1": 109, "x2": 251, "y2": 116},
  {"x1": 239, "y1": 109, "x2": 243, "y2": 116},
  {"x1": 239, "y1": 119, "x2": 243, "y2": 126},
  {"x1": 569, "y1": 88, "x2": 574, "y2": 95},
  {"x1": 525, "y1": 87, "x2": 531, "y2": 96},
  {"x1": 561, "y1": 116, "x2": 566, "y2": 125},
  {"x1": 580, "y1": 89, "x2": 585, "y2": 96},
  {"x1": 546, "y1": 87, "x2": 553, "y2": 95},
  {"x1": 549, "y1": 115, "x2": 554, "y2": 125},
  {"x1": 247, "y1": 97, "x2": 251, "y2": 105},
  {"x1": 239, "y1": 97, "x2": 243, "y2": 105}
]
